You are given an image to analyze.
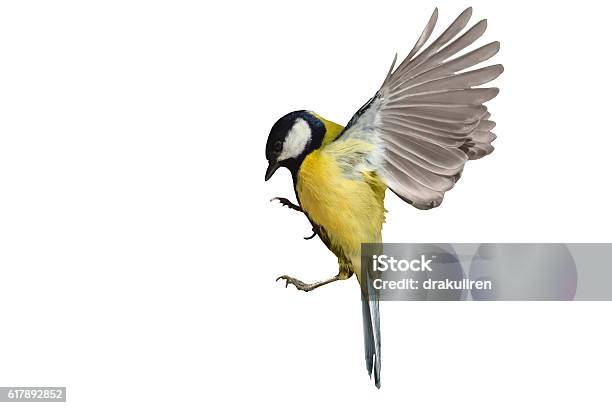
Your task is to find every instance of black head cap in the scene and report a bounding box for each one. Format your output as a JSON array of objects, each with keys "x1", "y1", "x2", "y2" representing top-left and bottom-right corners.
[{"x1": 264, "y1": 110, "x2": 325, "y2": 181}]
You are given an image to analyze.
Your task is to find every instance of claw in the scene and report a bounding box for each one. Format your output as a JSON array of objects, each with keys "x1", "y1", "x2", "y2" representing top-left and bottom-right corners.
[
  {"x1": 276, "y1": 274, "x2": 341, "y2": 293},
  {"x1": 276, "y1": 275, "x2": 310, "y2": 291},
  {"x1": 304, "y1": 231, "x2": 316, "y2": 240},
  {"x1": 304, "y1": 225, "x2": 320, "y2": 240},
  {"x1": 270, "y1": 197, "x2": 303, "y2": 212}
]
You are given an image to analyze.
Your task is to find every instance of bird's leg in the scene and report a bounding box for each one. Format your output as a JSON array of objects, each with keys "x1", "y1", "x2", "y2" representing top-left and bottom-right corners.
[
  {"x1": 276, "y1": 274, "x2": 341, "y2": 292},
  {"x1": 271, "y1": 197, "x2": 320, "y2": 240},
  {"x1": 270, "y1": 197, "x2": 302, "y2": 212}
]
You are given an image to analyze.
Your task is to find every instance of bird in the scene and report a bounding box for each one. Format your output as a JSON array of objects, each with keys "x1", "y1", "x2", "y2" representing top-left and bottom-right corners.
[{"x1": 264, "y1": 7, "x2": 502, "y2": 388}]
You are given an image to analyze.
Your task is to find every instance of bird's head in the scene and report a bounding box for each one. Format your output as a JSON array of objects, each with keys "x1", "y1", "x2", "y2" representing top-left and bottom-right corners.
[{"x1": 265, "y1": 110, "x2": 326, "y2": 181}]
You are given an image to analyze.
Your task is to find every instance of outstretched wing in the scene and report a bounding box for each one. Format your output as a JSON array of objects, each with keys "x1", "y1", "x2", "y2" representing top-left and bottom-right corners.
[{"x1": 339, "y1": 7, "x2": 503, "y2": 209}]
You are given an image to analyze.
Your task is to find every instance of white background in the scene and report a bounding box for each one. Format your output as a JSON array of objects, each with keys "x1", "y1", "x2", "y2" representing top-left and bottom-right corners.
[{"x1": 1, "y1": 0, "x2": 611, "y2": 407}]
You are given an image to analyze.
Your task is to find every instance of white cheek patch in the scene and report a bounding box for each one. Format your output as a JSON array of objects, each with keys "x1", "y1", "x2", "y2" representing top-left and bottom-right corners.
[{"x1": 278, "y1": 118, "x2": 312, "y2": 161}]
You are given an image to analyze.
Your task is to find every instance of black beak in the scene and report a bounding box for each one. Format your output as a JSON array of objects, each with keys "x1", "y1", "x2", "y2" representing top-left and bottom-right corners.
[{"x1": 265, "y1": 161, "x2": 280, "y2": 181}]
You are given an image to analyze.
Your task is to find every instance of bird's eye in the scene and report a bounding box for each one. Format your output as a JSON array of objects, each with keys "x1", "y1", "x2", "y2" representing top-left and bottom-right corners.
[{"x1": 273, "y1": 141, "x2": 283, "y2": 152}]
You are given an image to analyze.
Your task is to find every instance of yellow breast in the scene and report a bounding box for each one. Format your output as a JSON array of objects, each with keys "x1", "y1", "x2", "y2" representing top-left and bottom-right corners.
[{"x1": 296, "y1": 140, "x2": 386, "y2": 259}]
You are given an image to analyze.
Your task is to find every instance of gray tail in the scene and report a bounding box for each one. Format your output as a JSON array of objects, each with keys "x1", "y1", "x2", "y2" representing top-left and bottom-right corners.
[{"x1": 361, "y1": 271, "x2": 381, "y2": 388}]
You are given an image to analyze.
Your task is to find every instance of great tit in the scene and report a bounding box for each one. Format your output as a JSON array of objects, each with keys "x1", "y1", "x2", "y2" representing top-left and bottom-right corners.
[{"x1": 264, "y1": 7, "x2": 502, "y2": 388}]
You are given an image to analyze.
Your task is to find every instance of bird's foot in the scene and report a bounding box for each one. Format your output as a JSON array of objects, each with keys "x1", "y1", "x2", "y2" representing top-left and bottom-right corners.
[
  {"x1": 271, "y1": 197, "x2": 319, "y2": 239},
  {"x1": 276, "y1": 274, "x2": 341, "y2": 292},
  {"x1": 270, "y1": 197, "x2": 302, "y2": 212},
  {"x1": 276, "y1": 275, "x2": 314, "y2": 292},
  {"x1": 303, "y1": 225, "x2": 320, "y2": 240}
]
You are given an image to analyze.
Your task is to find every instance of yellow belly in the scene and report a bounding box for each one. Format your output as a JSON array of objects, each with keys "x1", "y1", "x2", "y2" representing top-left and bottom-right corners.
[{"x1": 296, "y1": 145, "x2": 386, "y2": 276}]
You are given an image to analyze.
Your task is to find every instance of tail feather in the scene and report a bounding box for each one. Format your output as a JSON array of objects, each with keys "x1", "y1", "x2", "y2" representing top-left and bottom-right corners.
[
  {"x1": 361, "y1": 294, "x2": 375, "y2": 376},
  {"x1": 361, "y1": 270, "x2": 381, "y2": 388}
]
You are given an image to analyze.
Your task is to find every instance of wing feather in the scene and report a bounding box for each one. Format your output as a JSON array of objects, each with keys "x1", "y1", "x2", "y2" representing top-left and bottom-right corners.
[
  {"x1": 405, "y1": 8, "x2": 438, "y2": 61},
  {"x1": 387, "y1": 88, "x2": 499, "y2": 107},
  {"x1": 385, "y1": 116, "x2": 469, "y2": 140},
  {"x1": 394, "y1": 7, "x2": 473, "y2": 78},
  {"x1": 384, "y1": 112, "x2": 481, "y2": 133},
  {"x1": 385, "y1": 105, "x2": 488, "y2": 124},
  {"x1": 391, "y1": 19, "x2": 490, "y2": 89},
  {"x1": 337, "y1": 8, "x2": 503, "y2": 209},
  {"x1": 381, "y1": 132, "x2": 467, "y2": 168},
  {"x1": 383, "y1": 122, "x2": 465, "y2": 147},
  {"x1": 391, "y1": 65, "x2": 503, "y2": 97},
  {"x1": 385, "y1": 150, "x2": 456, "y2": 191},
  {"x1": 399, "y1": 42, "x2": 500, "y2": 89}
]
